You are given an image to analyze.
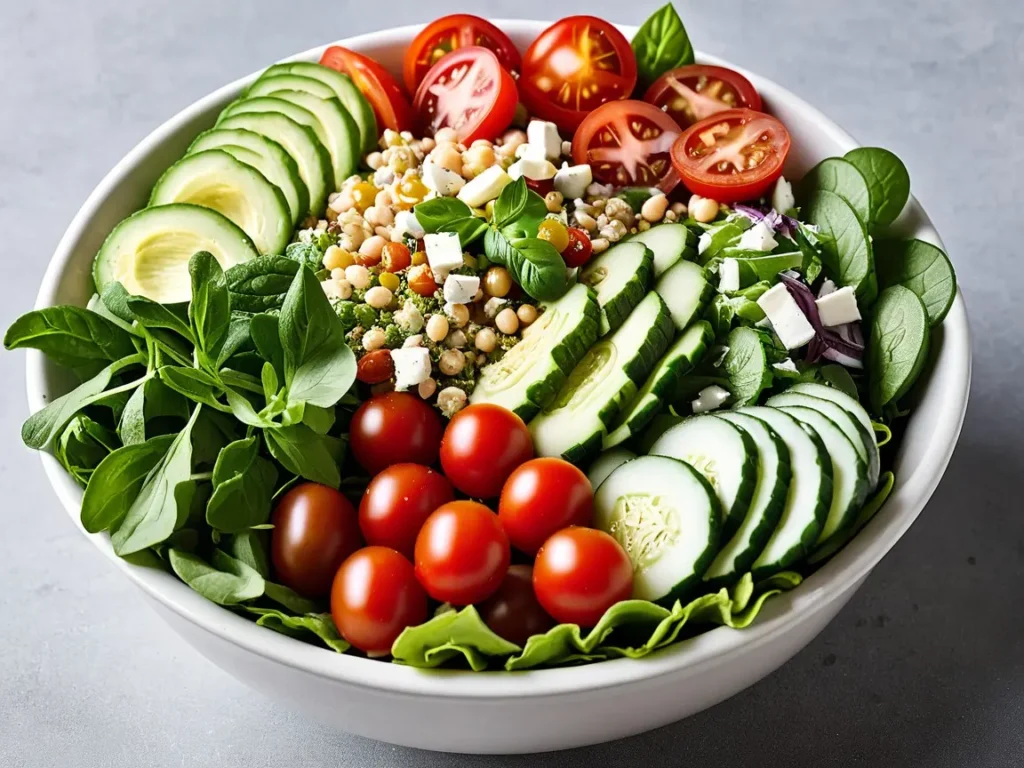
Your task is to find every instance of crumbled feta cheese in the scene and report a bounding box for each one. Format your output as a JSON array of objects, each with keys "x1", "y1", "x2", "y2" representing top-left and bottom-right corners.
[
  {"x1": 483, "y1": 296, "x2": 507, "y2": 318},
  {"x1": 553, "y1": 163, "x2": 592, "y2": 201},
  {"x1": 698, "y1": 231, "x2": 713, "y2": 255},
  {"x1": 422, "y1": 158, "x2": 465, "y2": 197},
  {"x1": 443, "y1": 274, "x2": 480, "y2": 305},
  {"x1": 815, "y1": 286, "x2": 862, "y2": 327},
  {"x1": 457, "y1": 165, "x2": 511, "y2": 208},
  {"x1": 424, "y1": 232, "x2": 464, "y2": 282},
  {"x1": 771, "y1": 177, "x2": 795, "y2": 214},
  {"x1": 393, "y1": 210, "x2": 425, "y2": 240},
  {"x1": 773, "y1": 358, "x2": 799, "y2": 373},
  {"x1": 692, "y1": 385, "x2": 730, "y2": 414},
  {"x1": 818, "y1": 278, "x2": 838, "y2": 298},
  {"x1": 391, "y1": 347, "x2": 431, "y2": 391},
  {"x1": 719, "y1": 258, "x2": 740, "y2": 292},
  {"x1": 737, "y1": 221, "x2": 778, "y2": 252},
  {"x1": 527, "y1": 119, "x2": 562, "y2": 160},
  {"x1": 373, "y1": 166, "x2": 395, "y2": 187},
  {"x1": 756, "y1": 283, "x2": 816, "y2": 349},
  {"x1": 394, "y1": 301, "x2": 424, "y2": 334},
  {"x1": 508, "y1": 155, "x2": 557, "y2": 182}
]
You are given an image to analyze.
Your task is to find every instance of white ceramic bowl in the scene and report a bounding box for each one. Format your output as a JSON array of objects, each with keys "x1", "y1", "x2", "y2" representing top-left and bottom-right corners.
[{"x1": 25, "y1": 20, "x2": 971, "y2": 755}]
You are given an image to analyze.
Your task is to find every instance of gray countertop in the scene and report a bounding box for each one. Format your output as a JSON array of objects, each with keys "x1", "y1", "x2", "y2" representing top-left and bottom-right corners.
[{"x1": 1, "y1": 1, "x2": 1021, "y2": 765}]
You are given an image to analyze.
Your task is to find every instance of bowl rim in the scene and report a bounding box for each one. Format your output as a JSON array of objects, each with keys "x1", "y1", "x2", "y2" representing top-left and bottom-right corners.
[{"x1": 25, "y1": 19, "x2": 972, "y2": 700}]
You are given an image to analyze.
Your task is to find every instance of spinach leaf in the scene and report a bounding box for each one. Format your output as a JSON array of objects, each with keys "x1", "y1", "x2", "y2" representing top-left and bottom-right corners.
[
  {"x1": 726, "y1": 251, "x2": 804, "y2": 282},
  {"x1": 215, "y1": 312, "x2": 254, "y2": 369},
  {"x1": 492, "y1": 177, "x2": 529, "y2": 229},
  {"x1": 283, "y1": 240, "x2": 326, "y2": 269},
  {"x1": 250, "y1": 313, "x2": 284, "y2": 379},
  {"x1": 631, "y1": 3, "x2": 694, "y2": 93},
  {"x1": 697, "y1": 221, "x2": 744, "y2": 264},
  {"x1": 874, "y1": 239, "x2": 956, "y2": 326},
  {"x1": 392, "y1": 606, "x2": 520, "y2": 670},
  {"x1": 4, "y1": 305, "x2": 137, "y2": 377},
  {"x1": 225, "y1": 388, "x2": 277, "y2": 428},
  {"x1": 110, "y1": 406, "x2": 201, "y2": 555},
  {"x1": 98, "y1": 282, "x2": 139, "y2": 326},
  {"x1": 484, "y1": 229, "x2": 568, "y2": 301},
  {"x1": 803, "y1": 189, "x2": 877, "y2": 305},
  {"x1": 616, "y1": 187, "x2": 659, "y2": 212},
  {"x1": 187, "y1": 252, "x2": 231, "y2": 367},
  {"x1": 206, "y1": 437, "x2": 278, "y2": 533},
  {"x1": 792, "y1": 224, "x2": 830, "y2": 284},
  {"x1": 80, "y1": 434, "x2": 175, "y2": 533},
  {"x1": 245, "y1": 608, "x2": 349, "y2": 652},
  {"x1": 158, "y1": 366, "x2": 228, "y2": 411},
  {"x1": 264, "y1": 424, "x2": 341, "y2": 487},
  {"x1": 168, "y1": 548, "x2": 265, "y2": 605},
  {"x1": 117, "y1": 384, "x2": 148, "y2": 445},
  {"x1": 413, "y1": 196, "x2": 474, "y2": 232},
  {"x1": 867, "y1": 285, "x2": 930, "y2": 413},
  {"x1": 229, "y1": 529, "x2": 270, "y2": 578},
  {"x1": 263, "y1": 582, "x2": 320, "y2": 615},
  {"x1": 723, "y1": 327, "x2": 771, "y2": 406},
  {"x1": 844, "y1": 147, "x2": 911, "y2": 229},
  {"x1": 55, "y1": 414, "x2": 119, "y2": 486},
  {"x1": 798, "y1": 157, "x2": 872, "y2": 226},
  {"x1": 126, "y1": 297, "x2": 195, "y2": 343},
  {"x1": 225, "y1": 256, "x2": 300, "y2": 313}
]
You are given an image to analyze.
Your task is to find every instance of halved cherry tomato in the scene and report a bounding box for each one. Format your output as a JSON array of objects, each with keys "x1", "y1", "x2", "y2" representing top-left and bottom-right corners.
[
  {"x1": 381, "y1": 241, "x2": 411, "y2": 272},
  {"x1": 319, "y1": 45, "x2": 415, "y2": 133},
  {"x1": 572, "y1": 100, "x2": 680, "y2": 192},
  {"x1": 671, "y1": 108, "x2": 791, "y2": 203},
  {"x1": 561, "y1": 227, "x2": 593, "y2": 268},
  {"x1": 404, "y1": 14, "x2": 521, "y2": 93},
  {"x1": 498, "y1": 458, "x2": 593, "y2": 555},
  {"x1": 407, "y1": 264, "x2": 439, "y2": 297},
  {"x1": 440, "y1": 403, "x2": 534, "y2": 498},
  {"x1": 331, "y1": 546, "x2": 428, "y2": 653},
  {"x1": 359, "y1": 463, "x2": 455, "y2": 559},
  {"x1": 414, "y1": 47, "x2": 519, "y2": 144},
  {"x1": 350, "y1": 392, "x2": 444, "y2": 475},
  {"x1": 644, "y1": 65, "x2": 761, "y2": 129},
  {"x1": 479, "y1": 565, "x2": 555, "y2": 646},
  {"x1": 520, "y1": 16, "x2": 637, "y2": 133}
]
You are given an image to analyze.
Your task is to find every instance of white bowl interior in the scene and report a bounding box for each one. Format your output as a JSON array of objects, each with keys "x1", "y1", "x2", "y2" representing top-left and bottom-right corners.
[{"x1": 26, "y1": 20, "x2": 970, "y2": 705}]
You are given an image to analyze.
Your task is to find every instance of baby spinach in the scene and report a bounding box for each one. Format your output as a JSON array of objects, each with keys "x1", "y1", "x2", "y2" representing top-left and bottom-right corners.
[
  {"x1": 168, "y1": 548, "x2": 265, "y2": 605},
  {"x1": 262, "y1": 582, "x2": 320, "y2": 615},
  {"x1": 874, "y1": 238, "x2": 956, "y2": 326},
  {"x1": 206, "y1": 437, "x2": 278, "y2": 533},
  {"x1": 867, "y1": 285, "x2": 930, "y2": 413},
  {"x1": 631, "y1": 3, "x2": 694, "y2": 93},
  {"x1": 229, "y1": 529, "x2": 271, "y2": 578},
  {"x1": 247, "y1": 608, "x2": 349, "y2": 653},
  {"x1": 187, "y1": 252, "x2": 231, "y2": 368},
  {"x1": 723, "y1": 327, "x2": 771, "y2": 406},
  {"x1": 844, "y1": 147, "x2": 910, "y2": 228},
  {"x1": 264, "y1": 423, "x2": 342, "y2": 487},
  {"x1": 798, "y1": 157, "x2": 872, "y2": 226},
  {"x1": 803, "y1": 189, "x2": 878, "y2": 305},
  {"x1": 126, "y1": 297, "x2": 195, "y2": 344},
  {"x1": 80, "y1": 434, "x2": 176, "y2": 533},
  {"x1": 55, "y1": 415, "x2": 119, "y2": 486},
  {"x1": 159, "y1": 366, "x2": 229, "y2": 412},
  {"x1": 225, "y1": 256, "x2": 300, "y2": 313}
]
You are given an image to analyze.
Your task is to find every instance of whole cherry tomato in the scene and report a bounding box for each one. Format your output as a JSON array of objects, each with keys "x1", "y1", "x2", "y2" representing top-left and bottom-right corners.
[
  {"x1": 498, "y1": 458, "x2": 594, "y2": 555},
  {"x1": 561, "y1": 227, "x2": 594, "y2": 268},
  {"x1": 381, "y1": 242, "x2": 412, "y2": 273},
  {"x1": 331, "y1": 546, "x2": 428, "y2": 653},
  {"x1": 533, "y1": 527, "x2": 633, "y2": 627},
  {"x1": 440, "y1": 404, "x2": 534, "y2": 498},
  {"x1": 350, "y1": 392, "x2": 444, "y2": 475},
  {"x1": 414, "y1": 500, "x2": 510, "y2": 605},
  {"x1": 407, "y1": 264, "x2": 439, "y2": 297},
  {"x1": 356, "y1": 349, "x2": 395, "y2": 385},
  {"x1": 359, "y1": 463, "x2": 455, "y2": 558},
  {"x1": 479, "y1": 565, "x2": 555, "y2": 646},
  {"x1": 271, "y1": 483, "x2": 363, "y2": 597}
]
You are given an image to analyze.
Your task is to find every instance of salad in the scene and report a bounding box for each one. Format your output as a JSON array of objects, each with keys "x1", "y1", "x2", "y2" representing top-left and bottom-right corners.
[{"x1": 6, "y1": 6, "x2": 957, "y2": 671}]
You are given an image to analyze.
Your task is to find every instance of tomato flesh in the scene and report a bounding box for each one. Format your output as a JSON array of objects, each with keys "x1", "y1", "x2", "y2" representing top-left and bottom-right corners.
[
  {"x1": 404, "y1": 14, "x2": 521, "y2": 93},
  {"x1": 350, "y1": 392, "x2": 444, "y2": 475},
  {"x1": 671, "y1": 108, "x2": 791, "y2": 203},
  {"x1": 498, "y1": 458, "x2": 593, "y2": 555},
  {"x1": 644, "y1": 65, "x2": 761, "y2": 128},
  {"x1": 319, "y1": 46, "x2": 415, "y2": 134},
  {"x1": 359, "y1": 463, "x2": 455, "y2": 559},
  {"x1": 440, "y1": 403, "x2": 534, "y2": 498},
  {"x1": 561, "y1": 227, "x2": 593, "y2": 268},
  {"x1": 479, "y1": 565, "x2": 555, "y2": 646}
]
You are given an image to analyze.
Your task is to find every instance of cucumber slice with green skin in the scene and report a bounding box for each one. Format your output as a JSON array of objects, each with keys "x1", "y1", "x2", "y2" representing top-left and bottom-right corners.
[
  {"x1": 627, "y1": 223, "x2": 697, "y2": 276},
  {"x1": 776, "y1": 405, "x2": 869, "y2": 543},
  {"x1": 654, "y1": 259, "x2": 713, "y2": 331},
  {"x1": 739, "y1": 406, "x2": 832, "y2": 577},
  {"x1": 603, "y1": 320, "x2": 714, "y2": 450},
  {"x1": 246, "y1": 73, "x2": 336, "y2": 100},
  {"x1": 578, "y1": 241, "x2": 653, "y2": 336},
  {"x1": 471, "y1": 283, "x2": 599, "y2": 421},
  {"x1": 260, "y1": 62, "x2": 378, "y2": 156},
  {"x1": 93, "y1": 203, "x2": 259, "y2": 304},
  {"x1": 187, "y1": 128, "x2": 310, "y2": 226},
  {"x1": 767, "y1": 390, "x2": 879, "y2": 490},
  {"x1": 148, "y1": 149, "x2": 291, "y2": 256},
  {"x1": 530, "y1": 292, "x2": 673, "y2": 464},
  {"x1": 262, "y1": 90, "x2": 359, "y2": 189},
  {"x1": 217, "y1": 112, "x2": 332, "y2": 216},
  {"x1": 586, "y1": 448, "x2": 635, "y2": 490},
  {"x1": 705, "y1": 411, "x2": 790, "y2": 587},
  {"x1": 594, "y1": 456, "x2": 720, "y2": 603},
  {"x1": 649, "y1": 414, "x2": 757, "y2": 541}
]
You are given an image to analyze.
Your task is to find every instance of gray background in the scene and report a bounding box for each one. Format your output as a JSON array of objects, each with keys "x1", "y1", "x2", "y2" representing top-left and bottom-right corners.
[{"x1": 1, "y1": 1, "x2": 1021, "y2": 766}]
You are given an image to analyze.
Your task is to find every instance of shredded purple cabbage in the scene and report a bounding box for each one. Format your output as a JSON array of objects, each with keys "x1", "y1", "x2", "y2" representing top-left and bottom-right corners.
[
  {"x1": 777, "y1": 273, "x2": 864, "y2": 368},
  {"x1": 732, "y1": 203, "x2": 799, "y2": 240}
]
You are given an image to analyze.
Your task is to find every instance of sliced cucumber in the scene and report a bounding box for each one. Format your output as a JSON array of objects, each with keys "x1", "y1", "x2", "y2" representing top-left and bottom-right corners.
[
  {"x1": 768, "y1": 389, "x2": 879, "y2": 490},
  {"x1": 705, "y1": 411, "x2": 790, "y2": 587},
  {"x1": 654, "y1": 259, "x2": 713, "y2": 331},
  {"x1": 260, "y1": 62, "x2": 378, "y2": 155},
  {"x1": 530, "y1": 292, "x2": 674, "y2": 464},
  {"x1": 187, "y1": 127, "x2": 310, "y2": 226},
  {"x1": 594, "y1": 456, "x2": 720, "y2": 602},
  {"x1": 148, "y1": 149, "x2": 291, "y2": 255},
  {"x1": 261, "y1": 90, "x2": 359, "y2": 188},
  {"x1": 627, "y1": 223, "x2": 697, "y2": 276},
  {"x1": 739, "y1": 406, "x2": 832, "y2": 577},
  {"x1": 246, "y1": 73, "x2": 336, "y2": 100},
  {"x1": 93, "y1": 203, "x2": 259, "y2": 304},
  {"x1": 777, "y1": 405, "x2": 868, "y2": 543},
  {"x1": 471, "y1": 283, "x2": 600, "y2": 421},
  {"x1": 578, "y1": 241, "x2": 653, "y2": 336},
  {"x1": 587, "y1": 448, "x2": 635, "y2": 490},
  {"x1": 603, "y1": 320, "x2": 714, "y2": 450},
  {"x1": 649, "y1": 414, "x2": 757, "y2": 540},
  {"x1": 217, "y1": 111, "x2": 332, "y2": 215}
]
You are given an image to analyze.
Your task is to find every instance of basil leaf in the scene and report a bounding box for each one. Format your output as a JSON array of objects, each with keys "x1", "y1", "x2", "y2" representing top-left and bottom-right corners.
[
  {"x1": 508, "y1": 237, "x2": 569, "y2": 301},
  {"x1": 874, "y1": 238, "x2": 956, "y2": 326},
  {"x1": 206, "y1": 437, "x2": 278, "y2": 533},
  {"x1": 250, "y1": 313, "x2": 284, "y2": 378},
  {"x1": 722, "y1": 327, "x2": 771, "y2": 406},
  {"x1": 492, "y1": 177, "x2": 529, "y2": 229},
  {"x1": 264, "y1": 423, "x2": 341, "y2": 487},
  {"x1": 4, "y1": 305, "x2": 137, "y2": 377},
  {"x1": 413, "y1": 197, "x2": 474, "y2": 232},
  {"x1": 188, "y1": 252, "x2": 231, "y2": 366},
  {"x1": 158, "y1": 366, "x2": 227, "y2": 411},
  {"x1": 168, "y1": 548, "x2": 265, "y2": 605},
  {"x1": 867, "y1": 285, "x2": 930, "y2": 413},
  {"x1": 126, "y1": 297, "x2": 195, "y2": 344},
  {"x1": 245, "y1": 607, "x2": 349, "y2": 653},
  {"x1": 803, "y1": 189, "x2": 877, "y2": 305},
  {"x1": 631, "y1": 3, "x2": 694, "y2": 93},
  {"x1": 843, "y1": 147, "x2": 911, "y2": 229},
  {"x1": 439, "y1": 215, "x2": 489, "y2": 249},
  {"x1": 80, "y1": 434, "x2": 176, "y2": 533},
  {"x1": 229, "y1": 529, "x2": 270, "y2": 578},
  {"x1": 225, "y1": 255, "x2": 300, "y2": 314}
]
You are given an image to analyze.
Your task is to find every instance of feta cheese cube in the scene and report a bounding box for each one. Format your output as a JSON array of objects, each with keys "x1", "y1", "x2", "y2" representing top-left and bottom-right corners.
[
  {"x1": 527, "y1": 119, "x2": 562, "y2": 160},
  {"x1": 815, "y1": 286, "x2": 862, "y2": 327},
  {"x1": 393, "y1": 210, "x2": 425, "y2": 240},
  {"x1": 508, "y1": 155, "x2": 557, "y2": 182},
  {"x1": 457, "y1": 165, "x2": 511, "y2": 208},
  {"x1": 424, "y1": 232, "x2": 464, "y2": 281},
  {"x1": 756, "y1": 283, "x2": 816, "y2": 349},
  {"x1": 737, "y1": 221, "x2": 778, "y2": 252},
  {"x1": 391, "y1": 347, "x2": 431, "y2": 391},
  {"x1": 818, "y1": 278, "x2": 838, "y2": 298},
  {"x1": 719, "y1": 258, "x2": 740, "y2": 292},
  {"x1": 443, "y1": 274, "x2": 480, "y2": 305},
  {"x1": 698, "y1": 231, "x2": 713, "y2": 255},
  {"x1": 773, "y1": 358, "x2": 799, "y2": 373},
  {"x1": 422, "y1": 157, "x2": 465, "y2": 197},
  {"x1": 515, "y1": 142, "x2": 547, "y2": 161},
  {"x1": 692, "y1": 384, "x2": 730, "y2": 414},
  {"x1": 483, "y1": 296, "x2": 507, "y2": 318},
  {"x1": 771, "y1": 176, "x2": 796, "y2": 214},
  {"x1": 553, "y1": 163, "x2": 592, "y2": 201}
]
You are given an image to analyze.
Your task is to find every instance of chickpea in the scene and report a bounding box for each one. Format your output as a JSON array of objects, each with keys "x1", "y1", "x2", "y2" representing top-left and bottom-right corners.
[
  {"x1": 590, "y1": 237, "x2": 610, "y2": 254},
  {"x1": 432, "y1": 144, "x2": 463, "y2": 175},
  {"x1": 500, "y1": 129, "x2": 527, "y2": 154},
  {"x1": 364, "y1": 205, "x2": 394, "y2": 228},
  {"x1": 345, "y1": 264, "x2": 371, "y2": 290},
  {"x1": 641, "y1": 193, "x2": 670, "y2": 222},
  {"x1": 403, "y1": 334, "x2": 423, "y2": 348},
  {"x1": 417, "y1": 377, "x2": 437, "y2": 399},
  {"x1": 516, "y1": 304, "x2": 538, "y2": 326},
  {"x1": 365, "y1": 152, "x2": 384, "y2": 170},
  {"x1": 574, "y1": 211, "x2": 597, "y2": 231},
  {"x1": 362, "y1": 327, "x2": 387, "y2": 351},
  {"x1": 447, "y1": 303, "x2": 470, "y2": 328},
  {"x1": 364, "y1": 286, "x2": 393, "y2": 309},
  {"x1": 426, "y1": 314, "x2": 449, "y2": 342},
  {"x1": 436, "y1": 386, "x2": 468, "y2": 417},
  {"x1": 439, "y1": 349, "x2": 466, "y2": 376},
  {"x1": 483, "y1": 266, "x2": 512, "y2": 298},
  {"x1": 495, "y1": 308, "x2": 519, "y2": 335},
  {"x1": 333, "y1": 278, "x2": 353, "y2": 300},
  {"x1": 544, "y1": 191, "x2": 564, "y2": 213},
  {"x1": 359, "y1": 235, "x2": 387, "y2": 264},
  {"x1": 323, "y1": 244, "x2": 354, "y2": 271},
  {"x1": 474, "y1": 327, "x2": 497, "y2": 354},
  {"x1": 434, "y1": 127, "x2": 458, "y2": 144},
  {"x1": 419, "y1": 137, "x2": 436, "y2": 153},
  {"x1": 689, "y1": 195, "x2": 720, "y2": 223},
  {"x1": 446, "y1": 329, "x2": 468, "y2": 348},
  {"x1": 537, "y1": 219, "x2": 570, "y2": 253},
  {"x1": 671, "y1": 201, "x2": 687, "y2": 216},
  {"x1": 462, "y1": 145, "x2": 496, "y2": 178}
]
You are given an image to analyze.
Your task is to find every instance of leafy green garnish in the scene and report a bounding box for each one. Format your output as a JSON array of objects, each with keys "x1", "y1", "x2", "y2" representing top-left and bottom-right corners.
[
  {"x1": 631, "y1": 3, "x2": 695, "y2": 93},
  {"x1": 874, "y1": 239, "x2": 956, "y2": 326},
  {"x1": 803, "y1": 189, "x2": 877, "y2": 305},
  {"x1": 798, "y1": 157, "x2": 872, "y2": 226},
  {"x1": 843, "y1": 147, "x2": 910, "y2": 229},
  {"x1": 225, "y1": 255, "x2": 300, "y2": 314},
  {"x1": 867, "y1": 285, "x2": 930, "y2": 413},
  {"x1": 722, "y1": 327, "x2": 771, "y2": 406}
]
